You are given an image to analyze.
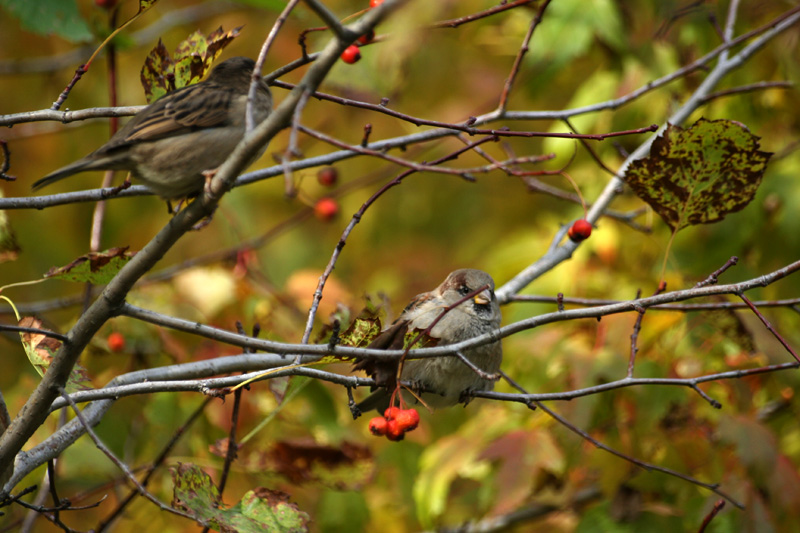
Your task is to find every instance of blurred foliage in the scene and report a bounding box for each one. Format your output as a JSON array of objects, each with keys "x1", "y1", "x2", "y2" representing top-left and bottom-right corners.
[
  {"x1": 0, "y1": 0, "x2": 93, "y2": 43},
  {"x1": 1, "y1": 0, "x2": 799, "y2": 532}
]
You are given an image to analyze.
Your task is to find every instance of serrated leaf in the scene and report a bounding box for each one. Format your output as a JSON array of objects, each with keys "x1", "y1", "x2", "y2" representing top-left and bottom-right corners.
[
  {"x1": 624, "y1": 118, "x2": 772, "y2": 231},
  {"x1": 141, "y1": 39, "x2": 174, "y2": 102},
  {"x1": 45, "y1": 247, "x2": 134, "y2": 284},
  {"x1": 0, "y1": 0, "x2": 93, "y2": 43},
  {"x1": 18, "y1": 317, "x2": 92, "y2": 392},
  {"x1": 232, "y1": 487, "x2": 309, "y2": 532},
  {"x1": 204, "y1": 26, "x2": 243, "y2": 60},
  {"x1": 140, "y1": 26, "x2": 241, "y2": 102},
  {"x1": 171, "y1": 463, "x2": 222, "y2": 521},
  {"x1": 172, "y1": 463, "x2": 309, "y2": 532},
  {"x1": 340, "y1": 317, "x2": 382, "y2": 348}
]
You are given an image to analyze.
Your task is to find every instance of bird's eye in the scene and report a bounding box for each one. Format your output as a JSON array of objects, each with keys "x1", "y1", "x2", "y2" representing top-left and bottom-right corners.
[{"x1": 457, "y1": 285, "x2": 471, "y2": 296}]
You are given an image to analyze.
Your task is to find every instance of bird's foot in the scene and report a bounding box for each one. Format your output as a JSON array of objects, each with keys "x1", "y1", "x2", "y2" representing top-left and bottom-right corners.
[
  {"x1": 202, "y1": 169, "x2": 219, "y2": 199},
  {"x1": 105, "y1": 176, "x2": 131, "y2": 197}
]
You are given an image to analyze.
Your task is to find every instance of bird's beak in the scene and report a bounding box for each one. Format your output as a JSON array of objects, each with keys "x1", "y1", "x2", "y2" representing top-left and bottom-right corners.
[{"x1": 473, "y1": 289, "x2": 492, "y2": 305}]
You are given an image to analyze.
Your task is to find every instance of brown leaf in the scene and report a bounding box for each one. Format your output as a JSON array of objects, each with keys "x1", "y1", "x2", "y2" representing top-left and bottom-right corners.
[
  {"x1": 265, "y1": 439, "x2": 374, "y2": 490},
  {"x1": 624, "y1": 118, "x2": 772, "y2": 231}
]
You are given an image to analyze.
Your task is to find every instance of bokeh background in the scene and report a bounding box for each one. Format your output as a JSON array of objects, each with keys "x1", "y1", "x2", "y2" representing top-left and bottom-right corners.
[{"x1": 1, "y1": 0, "x2": 799, "y2": 531}]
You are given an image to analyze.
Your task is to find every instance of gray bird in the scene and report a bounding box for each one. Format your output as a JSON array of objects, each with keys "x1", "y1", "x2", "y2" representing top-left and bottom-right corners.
[
  {"x1": 33, "y1": 56, "x2": 272, "y2": 200},
  {"x1": 355, "y1": 269, "x2": 502, "y2": 413}
]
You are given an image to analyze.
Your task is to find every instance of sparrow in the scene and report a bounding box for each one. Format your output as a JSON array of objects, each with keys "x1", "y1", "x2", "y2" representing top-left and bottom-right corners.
[
  {"x1": 355, "y1": 269, "x2": 502, "y2": 413},
  {"x1": 32, "y1": 56, "x2": 273, "y2": 200}
]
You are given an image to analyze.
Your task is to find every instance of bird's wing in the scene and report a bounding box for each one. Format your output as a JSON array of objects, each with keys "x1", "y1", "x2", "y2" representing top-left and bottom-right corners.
[{"x1": 112, "y1": 83, "x2": 237, "y2": 146}]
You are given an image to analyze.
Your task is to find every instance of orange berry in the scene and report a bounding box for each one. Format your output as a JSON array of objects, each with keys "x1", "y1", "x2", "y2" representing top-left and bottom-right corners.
[
  {"x1": 383, "y1": 406, "x2": 401, "y2": 420},
  {"x1": 386, "y1": 419, "x2": 405, "y2": 441},
  {"x1": 107, "y1": 332, "x2": 125, "y2": 352},
  {"x1": 395, "y1": 408, "x2": 419, "y2": 431},
  {"x1": 369, "y1": 417, "x2": 388, "y2": 436},
  {"x1": 369, "y1": 0, "x2": 384, "y2": 7},
  {"x1": 568, "y1": 219, "x2": 592, "y2": 242},
  {"x1": 341, "y1": 45, "x2": 361, "y2": 64},
  {"x1": 314, "y1": 197, "x2": 339, "y2": 221}
]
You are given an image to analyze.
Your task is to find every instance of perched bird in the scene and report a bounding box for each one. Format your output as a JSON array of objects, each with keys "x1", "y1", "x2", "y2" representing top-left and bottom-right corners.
[
  {"x1": 32, "y1": 56, "x2": 273, "y2": 200},
  {"x1": 355, "y1": 269, "x2": 502, "y2": 413}
]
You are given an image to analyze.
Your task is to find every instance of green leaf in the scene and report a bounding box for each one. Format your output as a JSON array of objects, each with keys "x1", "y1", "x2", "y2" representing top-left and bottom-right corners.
[
  {"x1": 45, "y1": 247, "x2": 134, "y2": 284},
  {"x1": 171, "y1": 463, "x2": 309, "y2": 532},
  {"x1": 403, "y1": 328, "x2": 439, "y2": 350},
  {"x1": 171, "y1": 463, "x2": 223, "y2": 523},
  {"x1": 340, "y1": 316, "x2": 382, "y2": 348},
  {"x1": 232, "y1": 488, "x2": 310, "y2": 532},
  {"x1": 0, "y1": 0, "x2": 93, "y2": 43},
  {"x1": 624, "y1": 118, "x2": 772, "y2": 231}
]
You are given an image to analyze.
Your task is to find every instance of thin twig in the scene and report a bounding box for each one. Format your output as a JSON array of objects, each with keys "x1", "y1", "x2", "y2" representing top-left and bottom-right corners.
[
  {"x1": 96, "y1": 397, "x2": 212, "y2": 531},
  {"x1": 59, "y1": 389, "x2": 205, "y2": 526}
]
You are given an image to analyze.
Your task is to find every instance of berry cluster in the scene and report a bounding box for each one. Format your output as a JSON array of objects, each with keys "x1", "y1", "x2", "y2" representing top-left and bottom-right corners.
[{"x1": 368, "y1": 407, "x2": 420, "y2": 441}]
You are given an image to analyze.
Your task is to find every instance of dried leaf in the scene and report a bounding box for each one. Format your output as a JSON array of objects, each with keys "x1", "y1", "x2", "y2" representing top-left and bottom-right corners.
[
  {"x1": 265, "y1": 439, "x2": 374, "y2": 490},
  {"x1": 141, "y1": 39, "x2": 174, "y2": 103},
  {"x1": 18, "y1": 317, "x2": 92, "y2": 392},
  {"x1": 140, "y1": 26, "x2": 242, "y2": 102},
  {"x1": 625, "y1": 118, "x2": 772, "y2": 231}
]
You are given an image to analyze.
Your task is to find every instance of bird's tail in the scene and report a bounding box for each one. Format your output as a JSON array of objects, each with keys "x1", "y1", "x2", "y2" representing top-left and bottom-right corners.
[{"x1": 31, "y1": 159, "x2": 96, "y2": 191}]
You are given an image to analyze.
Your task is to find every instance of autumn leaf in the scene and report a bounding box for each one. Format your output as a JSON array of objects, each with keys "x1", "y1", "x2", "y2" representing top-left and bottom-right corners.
[
  {"x1": 140, "y1": 39, "x2": 174, "y2": 102},
  {"x1": 18, "y1": 317, "x2": 92, "y2": 392},
  {"x1": 140, "y1": 26, "x2": 242, "y2": 102},
  {"x1": 171, "y1": 463, "x2": 309, "y2": 532},
  {"x1": 339, "y1": 316, "x2": 382, "y2": 348},
  {"x1": 403, "y1": 327, "x2": 439, "y2": 350},
  {"x1": 45, "y1": 247, "x2": 134, "y2": 284},
  {"x1": 264, "y1": 439, "x2": 374, "y2": 490},
  {"x1": 624, "y1": 118, "x2": 772, "y2": 231}
]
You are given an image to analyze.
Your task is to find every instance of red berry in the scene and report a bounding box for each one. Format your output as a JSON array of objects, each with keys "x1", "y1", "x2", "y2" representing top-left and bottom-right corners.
[
  {"x1": 568, "y1": 219, "x2": 592, "y2": 242},
  {"x1": 317, "y1": 167, "x2": 338, "y2": 187},
  {"x1": 383, "y1": 406, "x2": 401, "y2": 420},
  {"x1": 369, "y1": 417, "x2": 388, "y2": 436},
  {"x1": 107, "y1": 332, "x2": 125, "y2": 352},
  {"x1": 394, "y1": 409, "x2": 419, "y2": 431},
  {"x1": 341, "y1": 45, "x2": 361, "y2": 64},
  {"x1": 369, "y1": 0, "x2": 384, "y2": 6},
  {"x1": 314, "y1": 197, "x2": 339, "y2": 221},
  {"x1": 95, "y1": 0, "x2": 117, "y2": 8},
  {"x1": 385, "y1": 419, "x2": 405, "y2": 441},
  {"x1": 358, "y1": 30, "x2": 375, "y2": 45}
]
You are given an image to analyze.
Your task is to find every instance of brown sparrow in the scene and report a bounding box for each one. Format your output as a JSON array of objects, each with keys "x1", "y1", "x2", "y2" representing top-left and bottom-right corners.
[
  {"x1": 32, "y1": 56, "x2": 272, "y2": 200},
  {"x1": 355, "y1": 269, "x2": 502, "y2": 413}
]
